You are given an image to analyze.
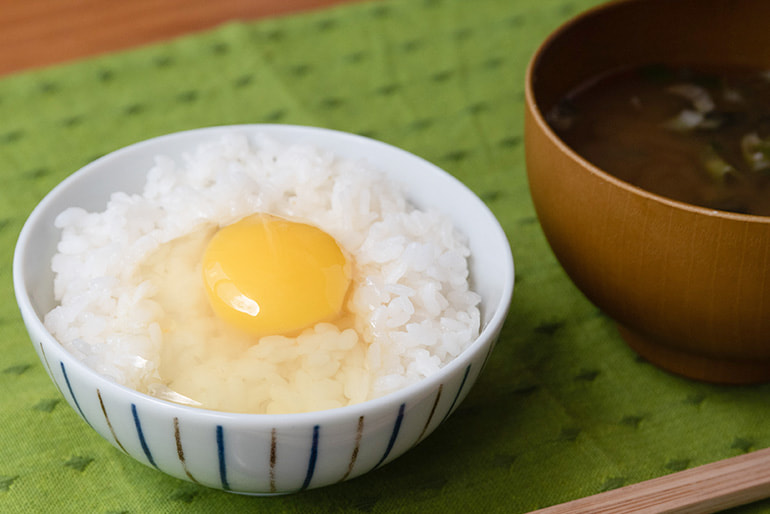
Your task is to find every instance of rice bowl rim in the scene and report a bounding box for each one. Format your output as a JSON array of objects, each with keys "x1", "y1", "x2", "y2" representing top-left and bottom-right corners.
[{"x1": 13, "y1": 123, "x2": 514, "y2": 425}]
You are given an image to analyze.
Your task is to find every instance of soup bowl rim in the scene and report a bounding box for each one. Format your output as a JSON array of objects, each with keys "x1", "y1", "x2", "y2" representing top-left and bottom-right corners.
[{"x1": 525, "y1": 0, "x2": 770, "y2": 226}]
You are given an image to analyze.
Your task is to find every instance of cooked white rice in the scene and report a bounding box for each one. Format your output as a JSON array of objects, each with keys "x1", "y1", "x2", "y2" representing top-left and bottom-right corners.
[{"x1": 44, "y1": 133, "x2": 481, "y2": 414}]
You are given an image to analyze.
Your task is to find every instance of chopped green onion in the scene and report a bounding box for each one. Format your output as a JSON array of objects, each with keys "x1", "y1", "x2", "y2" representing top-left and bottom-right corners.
[
  {"x1": 701, "y1": 144, "x2": 736, "y2": 183},
  {"x1": 666, "y1": 84, "x2": 715, "y2": 113},
  {"x1": 740, "y1": 132, "x2": 770, "y2": 171},
  {"x1": 664, "y1": 109, "x2": 704, "y2": 131}
]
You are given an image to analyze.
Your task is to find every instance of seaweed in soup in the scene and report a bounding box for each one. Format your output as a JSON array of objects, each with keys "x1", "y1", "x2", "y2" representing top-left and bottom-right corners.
[{"x1": 549, "y1": 63, "x2": 770, "y2": 216}]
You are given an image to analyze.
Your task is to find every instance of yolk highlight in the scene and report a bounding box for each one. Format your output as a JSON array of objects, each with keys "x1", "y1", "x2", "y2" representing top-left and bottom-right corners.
[{"x1": 202, "y1": 214, "x2": 351, "y2": 337}]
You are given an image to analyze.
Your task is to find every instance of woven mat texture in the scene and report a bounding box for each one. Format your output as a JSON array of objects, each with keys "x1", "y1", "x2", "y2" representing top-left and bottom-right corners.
[{"x1": 2, "y1": 0, "x2": 770, "y2": 512}]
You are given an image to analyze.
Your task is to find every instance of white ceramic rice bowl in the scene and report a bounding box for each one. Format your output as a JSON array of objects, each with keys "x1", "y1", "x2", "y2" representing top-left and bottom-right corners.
[{"x1": 13, "y1": 124, "x2": 514, "y2": 494}]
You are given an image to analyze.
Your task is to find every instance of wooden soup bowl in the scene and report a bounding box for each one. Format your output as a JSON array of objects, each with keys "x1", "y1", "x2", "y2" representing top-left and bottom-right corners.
[{"x1": 525, "y1": 0, "x2": 770, "y2": 383}]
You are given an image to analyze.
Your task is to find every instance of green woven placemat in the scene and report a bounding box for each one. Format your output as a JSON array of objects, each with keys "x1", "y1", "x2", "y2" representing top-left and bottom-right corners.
[{"x1": 3, "y1": 0, "x2": 770, "y2": 512}]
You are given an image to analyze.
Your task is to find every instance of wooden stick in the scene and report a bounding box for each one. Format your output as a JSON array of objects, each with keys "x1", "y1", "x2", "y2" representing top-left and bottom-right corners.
[{"x1": 531, "y1": 447, "x2": 770, "y2": 514}]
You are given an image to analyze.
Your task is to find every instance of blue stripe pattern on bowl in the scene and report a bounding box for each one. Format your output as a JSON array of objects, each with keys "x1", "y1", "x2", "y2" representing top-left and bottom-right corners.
[{"x1": 52, "y1": 355, "x2": 476, "y2": 493}]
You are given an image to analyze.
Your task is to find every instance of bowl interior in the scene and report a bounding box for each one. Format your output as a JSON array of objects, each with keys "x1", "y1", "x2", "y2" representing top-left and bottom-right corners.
[
  {"x1": 531, "y1": 0, "x2": 770, "y2": 115},
  {"x1": 17, "y1": 123, "x2": 513, "y2": 368}
]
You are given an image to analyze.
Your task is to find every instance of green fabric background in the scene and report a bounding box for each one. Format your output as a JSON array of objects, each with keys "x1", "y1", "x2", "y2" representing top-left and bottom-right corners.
[{"x1": 3, "y1": 0, "x2": 770, "y2": 512}]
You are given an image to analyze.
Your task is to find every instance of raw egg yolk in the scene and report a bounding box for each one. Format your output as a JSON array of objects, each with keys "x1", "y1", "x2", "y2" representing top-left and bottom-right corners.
[{"x1": 202, "y1": 214, "x2": 351, "y2": 337}]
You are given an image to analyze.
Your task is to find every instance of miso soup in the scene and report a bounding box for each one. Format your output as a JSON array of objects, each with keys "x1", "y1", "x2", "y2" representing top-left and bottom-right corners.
[{"x1": 548, "y1": 64, "x2": 770, "y2": 216}]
